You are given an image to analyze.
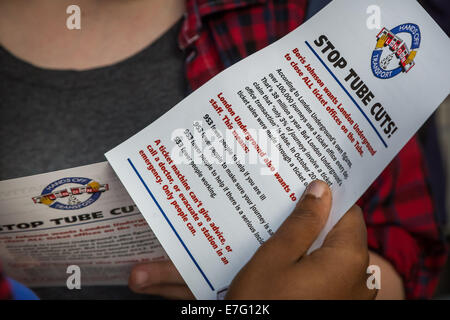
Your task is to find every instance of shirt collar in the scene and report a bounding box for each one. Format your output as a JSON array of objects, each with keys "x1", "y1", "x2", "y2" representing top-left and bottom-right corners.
[{"x1": 179, "y1": 0, "x2": 266, "y2": 49}]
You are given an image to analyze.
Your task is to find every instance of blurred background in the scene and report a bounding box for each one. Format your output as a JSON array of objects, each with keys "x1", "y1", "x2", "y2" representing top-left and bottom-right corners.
[
  {"x1": 416, "y1": 0, "x2": 450, "y2": 298},
  {"x1": 419, "y1": 4, "x2": 450, "y2": 234}
]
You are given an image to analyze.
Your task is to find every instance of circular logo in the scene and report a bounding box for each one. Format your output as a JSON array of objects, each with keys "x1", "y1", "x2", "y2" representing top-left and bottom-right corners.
[
  {"x1": 32, "y1": 177, "x2": 109, "y2": 210},
  {"x1": 371, "y1": 23, "x2": 421, "y2": 79}
]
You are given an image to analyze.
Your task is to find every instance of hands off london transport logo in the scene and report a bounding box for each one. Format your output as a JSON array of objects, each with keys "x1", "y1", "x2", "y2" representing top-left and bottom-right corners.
[
  {"x1": 371, "y1": 23, "x2": 421, "y2": 79},
  {"x1": 32, "y1": 177, "x2": 109, "y2": 210}
]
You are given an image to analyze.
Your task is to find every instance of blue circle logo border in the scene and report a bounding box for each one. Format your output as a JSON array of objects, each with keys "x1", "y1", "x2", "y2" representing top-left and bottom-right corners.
[{"x1": 371, "y1": 23, "x2": 421, "y2": 80}]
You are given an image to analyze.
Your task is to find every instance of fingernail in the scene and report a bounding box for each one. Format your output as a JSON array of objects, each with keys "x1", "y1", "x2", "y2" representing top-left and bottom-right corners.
[
  {"x1": 133, "y1": 270, "x2": 148, "y2": 286},
  {"x1": 305, "y1": 180, "x2": 327, "y2": 199}
]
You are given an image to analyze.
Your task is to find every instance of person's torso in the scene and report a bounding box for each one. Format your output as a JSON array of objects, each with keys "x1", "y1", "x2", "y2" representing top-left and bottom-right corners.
[{"x1": 0, "y1": 21, "x2": 186, "y2": 180}]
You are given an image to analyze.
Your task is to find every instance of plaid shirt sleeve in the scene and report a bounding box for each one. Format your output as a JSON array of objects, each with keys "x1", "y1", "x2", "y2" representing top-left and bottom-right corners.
[
  {"x1": 180, "y1": 0, "x2": 448, "y2": 299},
  {"x1": 357, "y1": 137, "x2": 448, "y2": 299}
]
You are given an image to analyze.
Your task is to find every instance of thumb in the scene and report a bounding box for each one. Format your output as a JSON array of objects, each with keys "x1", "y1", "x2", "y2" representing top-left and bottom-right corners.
[
  {"x1": 261, "y1": 180, "x2": 332, "y2": 264},
  {"x1": 321, "y1": 205, "x2": 367, "y2": 253}
]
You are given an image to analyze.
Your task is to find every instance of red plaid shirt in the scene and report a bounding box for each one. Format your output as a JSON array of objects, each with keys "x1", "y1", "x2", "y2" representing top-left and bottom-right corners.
[
  {"x1": 0, "y1": 0, "x2": 446, "y2": 300},
  {"x1": 180, "y1": 0, "x2": 448, "y2": 299}
]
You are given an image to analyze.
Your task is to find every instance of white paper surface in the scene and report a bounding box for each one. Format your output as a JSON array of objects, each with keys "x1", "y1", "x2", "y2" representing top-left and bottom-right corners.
[
  {"x1": 105, "y1": 0, "x2": 450, "y2": 299},
  {"x1": 0, "y1": 162, "x2": 167, "y2": 287}
]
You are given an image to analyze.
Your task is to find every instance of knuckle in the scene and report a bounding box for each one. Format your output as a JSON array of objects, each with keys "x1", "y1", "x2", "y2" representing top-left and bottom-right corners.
[
  {"x1": 293, "y1": 206, "x2": 323, "y2": 229},
  {"x1": 128, "y1": 275, "x2": 145, "y2": 292},
  {"x1": 354, "y1": 247, "x2": 370, "y2": 270},
  {"x1": 130, "y1": 263, "x2": 162, "y2": 287},
  {"x1": 348, "y1": 205, "x2": 364, "y2": 224}
]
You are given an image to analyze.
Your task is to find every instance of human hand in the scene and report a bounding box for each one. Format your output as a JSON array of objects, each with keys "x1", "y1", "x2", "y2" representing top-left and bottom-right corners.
[
  {"x1": 129, "y1": 180, "x2": 376, "y2": 300},
  {"x1": 225, "y1": 180, "x2": 376, "y2": 299},
  {"x1": 129, "y1": 260, "x2": 195, "y2": 299}
]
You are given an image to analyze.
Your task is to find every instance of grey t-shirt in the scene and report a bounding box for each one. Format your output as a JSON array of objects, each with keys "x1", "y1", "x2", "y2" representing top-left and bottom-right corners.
[
  {"x1": 0, "y1": 21, "x2": 185, "y2": 299},
  {"x1": 0, "y1": 21, "x2": 186, "y2": 180}
]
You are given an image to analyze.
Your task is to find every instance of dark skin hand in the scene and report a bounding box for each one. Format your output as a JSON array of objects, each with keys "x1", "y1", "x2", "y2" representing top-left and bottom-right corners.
[{"x1": 129, "y1": 180, "x2": 377, "y2": 300}]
